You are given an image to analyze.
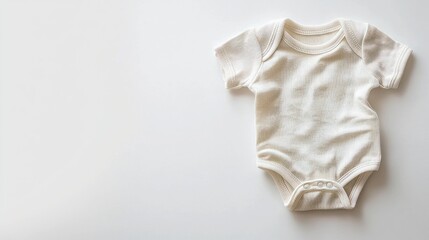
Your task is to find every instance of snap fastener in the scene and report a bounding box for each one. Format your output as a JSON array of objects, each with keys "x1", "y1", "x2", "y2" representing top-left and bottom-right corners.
[
  {"x1": 317, "y1": 182, "x2": 324, "y2": 188},
  {"x1": 303, "y1": 183, "x2": 310, "y2": 189},
  {"x1": 326, "y1": 182, "x2": 333, "y2": 188}
]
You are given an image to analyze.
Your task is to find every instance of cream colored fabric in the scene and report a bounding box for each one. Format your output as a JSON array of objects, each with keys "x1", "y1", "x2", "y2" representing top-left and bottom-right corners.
[{"x1": 214, "y1": 18, "x2": 412, "y2": 211}]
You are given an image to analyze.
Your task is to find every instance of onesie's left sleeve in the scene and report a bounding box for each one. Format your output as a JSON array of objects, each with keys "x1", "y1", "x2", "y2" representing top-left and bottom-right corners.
[
  {"x1": 214, "y1": 27, "x2": 262, "y2": 89},
  {"x1": 362, "y1": 24, "x2": 412, "y2": 89}
]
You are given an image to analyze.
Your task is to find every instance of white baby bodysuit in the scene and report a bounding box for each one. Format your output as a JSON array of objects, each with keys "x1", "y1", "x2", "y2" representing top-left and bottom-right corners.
[{"x1": 214, "y1": 18, "x2": 412, "y2": 211}]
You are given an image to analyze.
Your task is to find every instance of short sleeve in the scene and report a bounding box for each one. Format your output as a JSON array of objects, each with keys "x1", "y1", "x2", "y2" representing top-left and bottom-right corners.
[
  {"x1": 362, "y1": 24, "x2": 412, "y2": 89},
  {"x1": 214, "y1": 28, "x2": 262, "y2": 89}
]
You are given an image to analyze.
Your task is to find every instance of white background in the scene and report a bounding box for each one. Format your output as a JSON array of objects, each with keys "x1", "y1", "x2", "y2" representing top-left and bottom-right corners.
[{"x1": 0, "y1": 0, "x2": 427, "y2": 239}]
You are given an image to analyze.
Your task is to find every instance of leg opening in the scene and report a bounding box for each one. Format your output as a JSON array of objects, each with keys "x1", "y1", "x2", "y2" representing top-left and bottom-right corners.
[
  {"x1": 257, "y1": 159, "x2": 302, "y2": 206},
  {"x1": 345, "y1": 171, "x2": 373, "y2": 208},
  {"x1": 265, "y1": 169, "x2": 293, "y2": 204}
]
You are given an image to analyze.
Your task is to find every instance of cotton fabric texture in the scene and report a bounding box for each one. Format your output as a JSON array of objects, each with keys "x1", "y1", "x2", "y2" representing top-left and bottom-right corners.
[{"x1": 214, "y1": 18, "x2": 412, "y2": 211}]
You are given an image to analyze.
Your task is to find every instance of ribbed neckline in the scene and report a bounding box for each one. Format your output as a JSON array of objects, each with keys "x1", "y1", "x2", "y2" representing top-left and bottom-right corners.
[{"x1": 282, "y1": 18, "x2": 345, "y2": 54}]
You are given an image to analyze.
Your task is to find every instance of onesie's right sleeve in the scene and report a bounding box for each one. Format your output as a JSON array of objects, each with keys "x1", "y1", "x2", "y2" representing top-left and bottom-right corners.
[
  {"x1": 214, "y1": 28, "x2": 262, "y2": 89},
  {"x1": 362, "y1": 24, "x2": 412, "y2": 89}
]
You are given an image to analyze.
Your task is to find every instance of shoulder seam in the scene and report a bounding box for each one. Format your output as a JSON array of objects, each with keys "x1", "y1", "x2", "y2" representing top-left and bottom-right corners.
[
  {"x1": 261, "y1": 20, "x2": 283, "y2": 61},
  {"x1": 261, "y1": 22, "x2": 278, "y2": 57},
  {"x1": 342, "y1": 20, "x2": 363, "y2": 58},
  {"x1": 346, "y1": 21, "x2": 362, "y2": 51}
]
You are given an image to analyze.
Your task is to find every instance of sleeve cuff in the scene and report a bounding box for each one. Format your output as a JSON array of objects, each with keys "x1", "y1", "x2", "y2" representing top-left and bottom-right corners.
[
  {"x1": 214, "y1": 46, "x2": 237, "y2": 89},
  {"x1": 389, "y1": 45, "x2": 413, "y2": 89}
]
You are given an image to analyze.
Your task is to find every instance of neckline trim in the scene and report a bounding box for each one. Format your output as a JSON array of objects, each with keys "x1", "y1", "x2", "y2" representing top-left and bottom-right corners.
[{"x1": 282, "y1": 18, "x2": 346, "y2": 54}]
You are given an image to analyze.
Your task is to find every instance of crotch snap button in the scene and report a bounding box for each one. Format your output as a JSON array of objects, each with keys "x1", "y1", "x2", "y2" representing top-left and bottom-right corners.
[
  {"x1": 303, "y1": 184, "x2": 310, "y2": 189},
  {"x1": 327, "y1": 182, "x2": 333, "y2": 188},
  {"x1": 317, "y1": 182, "x2": 324, "y2": 188}
]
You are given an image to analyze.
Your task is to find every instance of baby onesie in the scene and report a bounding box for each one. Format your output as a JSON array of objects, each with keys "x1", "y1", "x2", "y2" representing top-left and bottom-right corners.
[{"x1": 213, "y1": 18, "x2": 412, "y2": 211}]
